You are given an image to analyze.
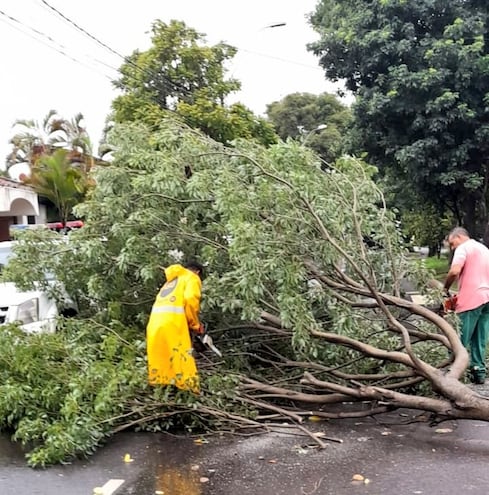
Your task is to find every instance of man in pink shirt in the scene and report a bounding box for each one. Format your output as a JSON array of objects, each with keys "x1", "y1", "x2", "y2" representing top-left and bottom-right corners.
[{"x1": 443, "y1": 227, "x2": 489, "y2": 384}]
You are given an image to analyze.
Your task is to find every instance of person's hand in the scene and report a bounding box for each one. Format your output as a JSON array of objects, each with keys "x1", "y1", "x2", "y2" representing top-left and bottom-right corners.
[{"x1": 443, "y1": 294, "x2": 457, "y2": 313}]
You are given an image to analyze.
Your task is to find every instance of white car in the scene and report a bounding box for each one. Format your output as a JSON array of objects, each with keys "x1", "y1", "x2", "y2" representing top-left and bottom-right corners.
[{"x1": 0, "y1": 241, "x2": 76, "y2": 333}]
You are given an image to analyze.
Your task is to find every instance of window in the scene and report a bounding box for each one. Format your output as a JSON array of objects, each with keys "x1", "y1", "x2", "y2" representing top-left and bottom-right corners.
[{"x1": 17, "y1": 298, "x2": 39, "y2": 324}]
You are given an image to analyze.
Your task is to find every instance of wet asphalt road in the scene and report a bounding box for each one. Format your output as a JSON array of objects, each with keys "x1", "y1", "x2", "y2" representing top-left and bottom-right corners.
[{"x1": 3, "y1": 404, "x2": 489, "y2": 495}]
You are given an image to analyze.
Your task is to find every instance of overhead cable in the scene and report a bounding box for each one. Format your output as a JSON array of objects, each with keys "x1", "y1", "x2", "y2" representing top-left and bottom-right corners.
[
  {"x1": 0, "y1": 8, "x2": 114, "y2": 81},
  {"x1": 38, "y1": 0, "x2": 191, "y2": 97}
]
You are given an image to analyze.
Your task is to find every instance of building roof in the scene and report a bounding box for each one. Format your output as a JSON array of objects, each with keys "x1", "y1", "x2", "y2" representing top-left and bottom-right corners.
[{"x1": 0, "y1": 177, "x2": 34, "y2": 192}]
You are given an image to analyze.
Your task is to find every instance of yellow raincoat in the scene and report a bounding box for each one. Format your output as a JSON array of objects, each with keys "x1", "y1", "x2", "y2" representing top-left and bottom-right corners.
[{"x1": 146, "y1": 264, "x2": 202, "y2": 393}]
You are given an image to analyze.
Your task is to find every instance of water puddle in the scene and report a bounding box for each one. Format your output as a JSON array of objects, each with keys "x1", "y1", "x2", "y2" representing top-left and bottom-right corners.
[{"x1": 129, "y1": 464, "x2": 203, "y2": 494}]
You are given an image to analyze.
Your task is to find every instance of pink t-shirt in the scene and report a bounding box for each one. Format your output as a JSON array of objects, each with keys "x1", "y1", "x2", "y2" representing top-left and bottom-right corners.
[{"x1": 451, "y1": 239, "x2": 489, "y2": 312}]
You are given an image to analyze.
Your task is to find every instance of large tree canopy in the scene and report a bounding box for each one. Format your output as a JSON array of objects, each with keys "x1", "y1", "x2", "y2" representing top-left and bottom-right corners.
[
  {"x1": 4, "y1": 119, "x2": 489, "y2": 466},
  {"x1": 111, "y1": 19, "x2": 277, "y2": 146},
  {"x1": 309, "y1": 0, "x2": 489, "y2": 235}
]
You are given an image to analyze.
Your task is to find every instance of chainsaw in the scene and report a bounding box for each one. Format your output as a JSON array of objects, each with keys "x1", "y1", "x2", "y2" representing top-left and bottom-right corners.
[
  {"x1": 442, "y1": 293, "x2": 458, "y2": 314},
  {"x1": 197, "y1": 324, "x2": 222, "y2": 357}
]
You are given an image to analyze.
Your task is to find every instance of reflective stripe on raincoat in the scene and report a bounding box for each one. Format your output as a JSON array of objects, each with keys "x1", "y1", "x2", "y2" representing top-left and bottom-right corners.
[{"x1": 146, "y1": 264, "x2": 202, "y2": 392}]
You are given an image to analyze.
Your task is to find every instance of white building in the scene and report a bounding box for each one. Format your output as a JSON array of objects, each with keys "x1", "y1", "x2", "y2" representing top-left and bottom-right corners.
[{"x1": 0, "y1": 178, "x2": 44, "y2": 241}]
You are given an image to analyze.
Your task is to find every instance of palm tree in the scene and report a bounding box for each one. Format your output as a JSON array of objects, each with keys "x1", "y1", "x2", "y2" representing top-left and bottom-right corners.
[
  {"x1": 58, "y1": 112, "x2": 95, "y2": 174},
  {"x1": 6, "y1": 110, "x2": 67, "y2": 172},
  {"x1": 24, "y1": 149, "x2": 88, "y2": 228},
  {"x1": 6, "y1": 110, "x2": 95, "y2": 177}
]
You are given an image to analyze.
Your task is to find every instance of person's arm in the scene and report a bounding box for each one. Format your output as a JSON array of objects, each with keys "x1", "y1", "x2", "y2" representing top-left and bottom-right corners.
[
  {"x1": 443, "y1": 246, "x2": 466, "y2": 294},
  {"x1": 184, "y1": 276, "x2": 202, "y2": 332},
  {"x1": 443, "y1": 264, "x2": 462, "y2": 294}
]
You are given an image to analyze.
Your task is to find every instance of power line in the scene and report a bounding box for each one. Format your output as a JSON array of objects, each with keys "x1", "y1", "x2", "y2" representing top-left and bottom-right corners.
[
  {"x1": 35, "y1": 1, "x2": 324, "y2": 97},
  {"x1": 0, "y1": 10, "x2": 180, "y2": 128},
  {"x1": 5, "y1": 1, "x2": 329, "y2": 125},
  {"x1": 37, "y1": 0, "x2": 190, "y2": 98},
  {"x1": 0, "y1": 9, "x2": 114, "y2": 81},
  {"x1": 39, "y1": 0, "x2": 125, "y2": 62},
  {"x1": 238, "y1": 47, "x2": 323, "y2": 71},
  {"x1": 0, "y1": 6, "x2": 173, "y2": 110}
]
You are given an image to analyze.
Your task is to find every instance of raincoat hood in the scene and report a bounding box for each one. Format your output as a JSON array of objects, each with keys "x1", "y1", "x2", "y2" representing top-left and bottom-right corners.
[{"x1": 164, "y1": 264, "x2": 187, "y2": 282}]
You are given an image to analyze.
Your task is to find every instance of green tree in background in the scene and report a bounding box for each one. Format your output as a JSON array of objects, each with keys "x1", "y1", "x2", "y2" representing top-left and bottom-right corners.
[
  {"x1": 266, "y1": 92, "x2": 352, "y2": 163},
  {"x1": 7, "y1": 109, "x2": 66, "y2": 171},
  {"x1": 309, "y1": 0, "x2": 489, "y2": 237},
  {"x1": 25, "y1": 149, "x2": 88, "y2": 228},
  {"x1": 7, "y1": 110, "x2": 94, "y2": 175},
  {"x1": 401, "y1": 204, "x2": 454, "y2": 257},
  {"x1": 6, "y1": 110, "x2": 95, "y2": 225},
  {"x1": 380, "y1": 171, "x2": 456, "y2": 255},
  {"x1": 111, "y1": 19, "x2": 277, "y2": 146}
]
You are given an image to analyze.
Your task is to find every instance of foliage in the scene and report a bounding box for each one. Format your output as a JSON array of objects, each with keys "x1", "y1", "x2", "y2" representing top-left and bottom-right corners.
[
  {"x1": 178, "y1": 100, "x2": 278, "y2": 147},
  {"x1": 266, "y1": 92, "x2": 352, "y2": 163},
  {"x1": 379, "y1": 170, "x2": 456, "y2": 256},
  {"x1": 111, "y1": 19, "x2": 277, "y2": 146},
  {"x1": 6, "y1": 110, "x2": 95, "y2": 224},
  {"x1": 0, "y1": 319, "x2": 242, "y2": 467},
  {"x1": 7, "y1": 110, "x2": 94, "y2": 176},
  {"x1": 421, "y1": 256, "x2": 449, "y2": 276},
  {"x1": 0, "y1": 320, "x2": 141, "y2": 467},
  {"x1": 7, "y1": 109, "x2": 65, "y2": 170},
  {"x1": 309, "y1": 0, "x2": 489, "y2": 236},
  {"x1": 23, "y1": 149, "x2": 88, "y2": 227},
  {"x1": 62, "y1": 121, "x2": 420, "y2": 337},
  {"x1": 400, "y1": 203, "x2": 455, "y2": 256},
  {"x1": 2, "y1": 118, "x2": 482, "y2": 466}
]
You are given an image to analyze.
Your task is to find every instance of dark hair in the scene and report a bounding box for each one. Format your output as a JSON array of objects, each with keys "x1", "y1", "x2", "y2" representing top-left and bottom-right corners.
[{"x1": 185, "y1": 260, "x2": 205, "y2": 278}]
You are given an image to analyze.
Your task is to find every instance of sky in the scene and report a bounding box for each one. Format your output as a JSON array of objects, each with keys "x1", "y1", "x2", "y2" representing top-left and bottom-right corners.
[{"x1": 0, "y1": 0, "x2": 347, "y2": 176}]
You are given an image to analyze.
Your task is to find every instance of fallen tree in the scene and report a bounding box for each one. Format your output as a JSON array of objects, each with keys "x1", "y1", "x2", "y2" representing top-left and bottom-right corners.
[{"x1": 2, "y1": 118, "x2": 488, "y2": 466}]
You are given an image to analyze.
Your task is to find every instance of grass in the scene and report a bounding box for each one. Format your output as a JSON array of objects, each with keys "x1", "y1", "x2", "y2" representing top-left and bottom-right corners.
[
  {"x1": 423, "y1": 255, "x2": 450, "y2": 276},
  {"x1": 408, "y1": 254, "x2": 450, "y2": 286}
]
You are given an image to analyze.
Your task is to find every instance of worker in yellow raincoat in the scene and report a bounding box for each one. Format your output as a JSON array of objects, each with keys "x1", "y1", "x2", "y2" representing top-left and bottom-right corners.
[{"x1": 146, "y1": 261, "x2": 204, "y2": 393}]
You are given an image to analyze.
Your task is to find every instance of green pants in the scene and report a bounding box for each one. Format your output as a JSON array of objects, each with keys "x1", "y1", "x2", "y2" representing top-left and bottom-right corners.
[{"x1": 458, "y1": 302, "x2": 489, "y2": 378}]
